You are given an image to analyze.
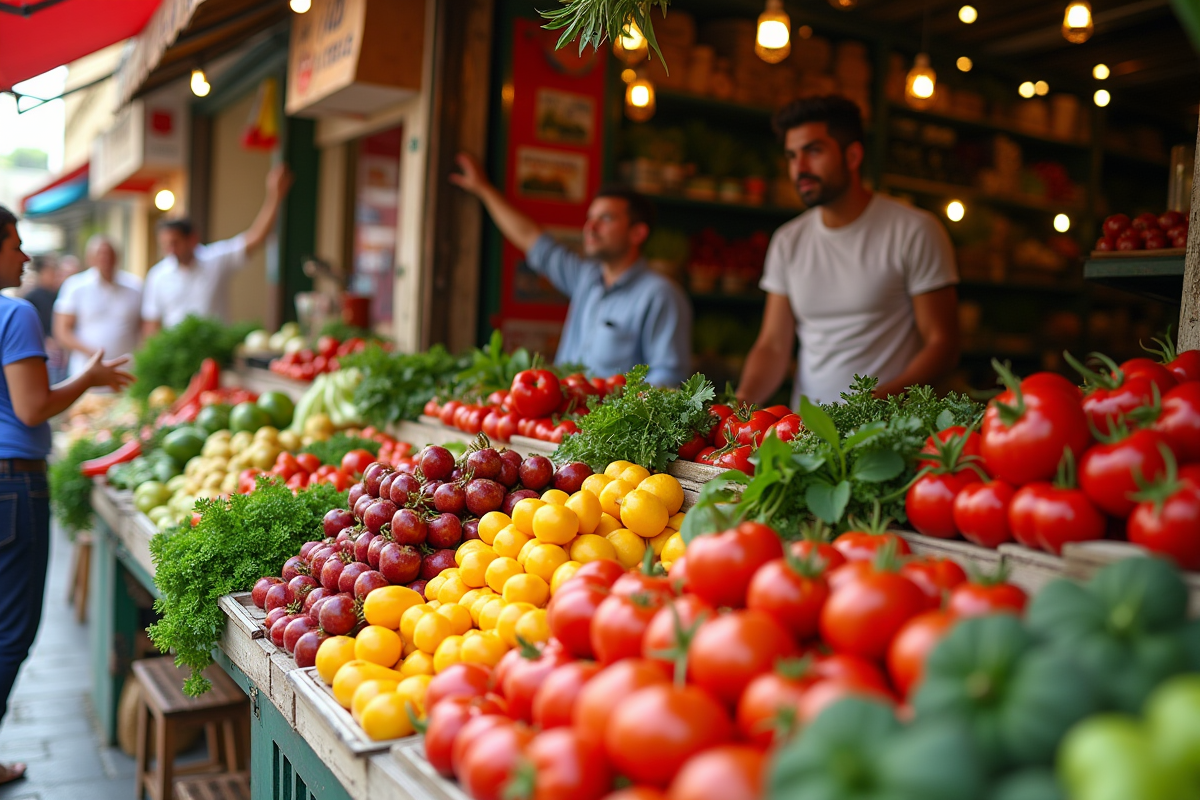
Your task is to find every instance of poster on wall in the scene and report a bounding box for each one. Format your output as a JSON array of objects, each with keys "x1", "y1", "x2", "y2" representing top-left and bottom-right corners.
[{"x1": 496, "y1": 17, "x2": 608, "y2": 358}]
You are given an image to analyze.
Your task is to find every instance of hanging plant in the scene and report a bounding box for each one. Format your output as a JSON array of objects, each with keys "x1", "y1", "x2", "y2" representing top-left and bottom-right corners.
[{"x1": 541, "y1": 0, "x2": 673, "y2": 66}]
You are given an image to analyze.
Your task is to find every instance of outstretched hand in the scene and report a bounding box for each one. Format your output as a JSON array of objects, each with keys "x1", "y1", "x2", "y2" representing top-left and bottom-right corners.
[
  {"x1": 449, "y1": 153, "x2": 489, "y2": 195},
  {"x1": 83, "y1": 350, "x2": 135, "y2": 392},
  {"x1": 266, "y1": 164, "x2": 294, "y2": 199}
]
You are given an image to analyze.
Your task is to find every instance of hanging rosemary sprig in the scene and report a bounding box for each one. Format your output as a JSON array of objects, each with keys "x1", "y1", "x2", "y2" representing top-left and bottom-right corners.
[{"x1": 540, "y1": 0, "x2": 673, "y2": 67}]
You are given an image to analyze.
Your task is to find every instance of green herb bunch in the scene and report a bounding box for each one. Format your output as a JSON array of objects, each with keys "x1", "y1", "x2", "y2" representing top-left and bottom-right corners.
[
  {"x1": 300, "y1": 433, "x2": 381, "y2": 466},
  {"x1": 317, "y1": 320, "x2": 384, "y2": 343},
  {"x1": 553, "y1": 365, "x2": 716, "y2": 472},
  {"x1": 148, "y1": 479, "x2": 346, "y2": 695},
  {"x1": 340, "y1": 342, "x2": 466, "y2": 426},
  {"x1": 131, "y1": 316, "x2": 258, "y2": 400},
  {"x1": 48, "y1": 434, "x2": 123, "y2": 537}
]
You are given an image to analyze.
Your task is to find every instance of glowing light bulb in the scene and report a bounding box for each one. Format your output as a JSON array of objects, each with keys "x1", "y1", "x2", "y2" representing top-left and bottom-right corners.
[
  {"x1": 289, "y1": 0, "x2": 311, "y2": 12},
  {"x1": 625, "y1": 75, "x2": 656, "y2": 121},
  {"x1": 1094, "y1": 89, "x2": 1111, "y2": 107},
  {"x1": 905, "y1": 54, "x2": 936, "y2": 109},
  {"x1": 797, "y1": 25, "x2": 813, "y2": 39},
  {"x1": 828, "y1": 0, "x2": 857, "y2": 9},
  {"x1": 155, "y1": 190, "x2": 175, "y2": 211},
  {"x1": 190, "y1": 69, "x2": 210, "y2": 97},
  {"x1": 755, "y1": 0, "x2": 791, "y2": 64},
  {"x1": 1034, "y1": 80, "x2": 1049, "y2": 96},
  {"x1": 946, "y1": 201, "x2": 965, "y2": 222},
  {"x1": 1093, "y1": 63, "x2": 1109, "y2": 80},
  {"x1": 959, "y1": 5, "x2": 978, "y2": 23},
  {"x1": 1063, "y1": 1, "x2": 1093, "y2": 43},
  {"x1": 1054, "y1": 214, "x2": 1071, "y2": 232},
  {"x1": 613, "y1": 19, "x2": 648, "y2": 65},
  {"x1": 1018, "y1": 81, "x2": 1036, "y2": 99},
  {"x1": 957, "y1": 57, "x2": 973, "y2": 72}
]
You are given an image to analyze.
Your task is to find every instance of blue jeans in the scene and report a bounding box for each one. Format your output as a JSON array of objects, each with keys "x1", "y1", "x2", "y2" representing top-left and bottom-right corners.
[{"x1": 0, "y1": 466, "x2": 49, "y2": 725}]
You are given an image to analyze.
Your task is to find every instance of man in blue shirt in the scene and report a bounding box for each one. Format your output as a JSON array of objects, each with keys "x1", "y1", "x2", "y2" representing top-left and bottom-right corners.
[
  {"x1": 0, "y1": 206, "x2": 133, "y2": 786},
  {"x1": 450, "y1": 153, "x2": 692, "y2": 386}
]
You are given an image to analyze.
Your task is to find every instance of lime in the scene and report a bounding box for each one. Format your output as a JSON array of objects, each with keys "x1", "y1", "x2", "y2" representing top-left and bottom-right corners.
[
  {"x1": 134, "y1": 481, "x2": 172, "y2": 514},
  {"x1": 162, "y1": 427, "x2": 206, "y2": 464},
  {"x1": 230, "y1": 402, "x2": 270, "y2": 434},
  {"x1": 257, "y1": 391, "x2": 295, "y2": 429},
  {"x1": 195, "y1": 403, "x2": 231, "y2": 434}
]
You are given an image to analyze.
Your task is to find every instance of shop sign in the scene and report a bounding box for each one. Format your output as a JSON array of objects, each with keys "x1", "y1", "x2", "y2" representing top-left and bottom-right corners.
[
  {"x1": 286, "y1": 0, "x2": 424, "y2": 117},
  {"x1": 116, "y1": 0, "x2": 205, "y2": 108},
  {"x1": 91, "y1": 94, "x2": 187, "y2": 199}
]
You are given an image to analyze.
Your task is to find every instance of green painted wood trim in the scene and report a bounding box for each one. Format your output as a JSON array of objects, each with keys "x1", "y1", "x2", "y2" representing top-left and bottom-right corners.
[
  {"x1": 1084, "y1": 256, "x2": 1187, "y2": 278},
  {"x1": 280, "y1": 116, "x2": 319, "y2": 324},
  {"x1": 193, "y1": 29, "x2": 291, "y2": 117},
  {"x1": 89, "y1": 520, "x2": 144, "y2": 745},
  {"x1": 1170, "y1": 0, "x2": 1200, "y2": 55}
]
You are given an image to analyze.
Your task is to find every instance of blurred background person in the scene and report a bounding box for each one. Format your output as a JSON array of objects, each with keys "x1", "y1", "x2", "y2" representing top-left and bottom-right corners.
[
  {"x1": 53, "y1": 236, "x2": 142, "y2": 379},
  {"x1": 17, "y1": 256, "x2": 67, "y2": 384}
]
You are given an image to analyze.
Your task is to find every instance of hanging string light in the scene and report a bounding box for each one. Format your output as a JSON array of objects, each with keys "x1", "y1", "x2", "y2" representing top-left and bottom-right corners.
[
  {"x1": 1062, "y1": 1, "x2": 1093, "y2": 43},
  {"x1": 190, "y1": 68, "x2": 211, "y2": 97},
  {"x1": 613, "y1": 19, "x2": 648, "y2": 65},
  {"x1": 904, "y1": 4, "x2": 936, "y2": 109},
  {"x1": 755, "y1": 0, "x2": 792, "y2": 64},
  {"x1": 829, "y1": 0, "x2": 857, "y2": 9},
  {"x1": 625, "y1": 71, "x2": 656, "y2": 122}
]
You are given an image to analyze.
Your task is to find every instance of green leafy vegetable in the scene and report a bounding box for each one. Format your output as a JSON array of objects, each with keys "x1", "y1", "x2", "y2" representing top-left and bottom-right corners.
[
  {"x1": 49, "y1": 435, "x2": 123, "y2": 536},
  {"x1": 317, "y1": 320, "x2": 384, "y2": 342},
  {"x1": 148, "y1": 479, "x2": 346, "y2": 695},
  {"x1": 340, "y1": 342, "x2": 466, "y2": 426},
  {"x1": 300, "y1": 433, "x2": 381, "y2": 466},
  {"x1": 552, "y1": 365, "x2": 715, "y2": 472},
  {"x1": 131, "y1": 316, "x2": 258, "y2": 400}
]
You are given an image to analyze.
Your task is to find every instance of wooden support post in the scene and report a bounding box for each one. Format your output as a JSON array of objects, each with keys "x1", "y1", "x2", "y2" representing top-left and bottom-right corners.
[{"x1": 1179, "y1": 118, "x2": 1200, "y2": 350}]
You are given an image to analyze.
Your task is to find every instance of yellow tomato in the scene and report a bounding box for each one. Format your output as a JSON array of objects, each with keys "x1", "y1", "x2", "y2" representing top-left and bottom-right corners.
[
  {"x1": 620, "y1": 489, "x2": 669, "y2": 538},
  {"x1": 596, "y1": 512, "x2": 624, "y2": 537},
  {"x1": 606, "y1": 528, "x2": 647, "y2": 569},
  {"x1": 514, "y1": 608, "x2": 551, "y2": 645},
  {"x1": 512, "y1": 499, "x2": 545, "y2": 535},
  {"x1": 648, "y1": 528, "x2": 675, "y2": 557},
  {"x1": 667, "y1": 512, "x2": 686, "y2": 531},
  {"x1": 640, "y1": 474, "x2": 684, "y2": 515},
  {"x1": 485, "y1": 556, "x2": 524, "y2": 593},
  {"x1": 550, "y1": 560, "x2": 582, "y2": 595},
  {"x1": 478, "y1": 511, "x2": 512, "y2": 545},
  {"x1": 566, "y1": 490, "x2": 602, "y2": 535},
  {"x1": 459, "y1": 631, "x2": 508, "y2": 668},
  {"x1": 459, "y1": 548, "x2": 498, "y2": 588},
  {"x1": 352, "y1": 679, "x2": 398, "y2": 723},
  {"x1": 524, "y1": 543, "x2": 569, "y2": 582},
  {"x1": 398, "y1": 606, "x2": 432, "y2": 642},
  {"x1": 315, "y1": 636, "x2": 357, "y2": 685},
  {"x1": 455, "y1": 539, "x2": 489, "y2": 566},
  {"x1": 437, "y1": 573, "x2": 470, "y2": 605},
  {"x1": 493, "y1": 526, "x2": 532, "y2": 559},
  {"x1": 619, "y1": 464, "x2": 651, "y2": 486},
  {"x1": 495, "y1": 602, "x2": 537, "y2": 648},
  {"x1": 332, "y1": 661, "x2": 404, "y2": 708},
  {"x1": 477, "y1": 597, "x2": 507, "y2": 630},
  {"x1": 413, "y1": 612, "x2": 453, "y2": 655},
  {"x1": 424, "y1": 574, "x2": 448, "y2": 602},
  {"x1": 517, "y1": 538, "x2": 538, "y2": 566},
  {"x1": 581, "y1": 473, "x2": 613, "y2": 498},
  {"x1": 354, "y1": 626, "x2": 403, "y2": 668},
  {"x1": 435, "y1": 603, "x2": 473, "y2": 635},
  {"x1": 468, "y1": 589, "x2": 497, "y2": 624},
  {"x1": 433, "y1": 634, "x2": 464, "y2": 672},
  {"x1": 533, "y1": 504, "x2": 579, "y2": 545},
  {"x1": 426, "y1": 600, "x2": 442, "y2": 610},
  {"x1": 360, "y1": 692, "x2": 415, "y2": 740},
  {"x1": 568, "y1": 533, "x2": 619, "y2": 563},
  {"x1": 400, "y1": 650, "x2": 435, "y2": 677},
  {"x1": 604, "y1": 460, "x2": 634, "y2": 478},
  {"x1": 396, "y1": 674, "x2": 433, "y2": 719},
  {"x1": 459, "y1": 588, "x2": 486, "y2": 614},
  {"x1": 503, "y1": 573, "x2": 550, "y2": 607},
  {"x1": 361, "y1": 585, "x2": 423, "y2": 630},
  {"x1": 599, "y1": 479, "x2": 635, "y2": 519},
  {"x1": 662, "y1": 531, "x2": 686, "y2": 564},
  {"x1": 540, "y1": 489, "x2": 570, "y2": 506}
]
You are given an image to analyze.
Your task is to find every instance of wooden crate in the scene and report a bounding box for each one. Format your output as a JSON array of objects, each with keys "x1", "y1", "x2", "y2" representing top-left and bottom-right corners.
[
  {"x1": 1062, "y1": 540, "x2": 1200, "y2": 616},
  {"x1": 367, "y1": 751, "x2": 443, "y2": 800},
  {"x1": 391, "y1": 740, "x2": 471, "y2": 800},
  {"x1": 998, "y1": 544, "x2": 1066, "y2": 595},
  {"x1": 269, "y1": 652, "x2": 299, "y2": 723},
  {"x1": 218, "y1": 593, "x2": 274, "y2": 690},
  {"x1": 898, "y1": 532, "x2": 1003, "y2": 574},
  {"x1": 121, "y1": 510, "x2": 158, "y2": 578},
  {"x1": 508, "y1": 435, "x2": 555, "y2": 457},
  {"x1": 289, "y1": 667, "x2": 419, "y2": 757},
  {"x1": 287, "y1": 669, "x2": 371, "y2": 796}
]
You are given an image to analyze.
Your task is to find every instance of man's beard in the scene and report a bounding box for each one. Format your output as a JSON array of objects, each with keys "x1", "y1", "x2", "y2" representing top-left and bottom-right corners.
[
  {"x1": 584, "y1": 241, "x2": 624, "y2": 261},
  {"x1": 796, "y1": 170, "x2": 848, "y2": 207}
]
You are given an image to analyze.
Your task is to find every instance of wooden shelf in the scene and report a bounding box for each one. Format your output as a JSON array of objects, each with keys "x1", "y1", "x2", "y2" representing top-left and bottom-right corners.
[
  {"x1": 887, "y1": 103, "x2": 1092, "y2": 152},
  {"x1": 1083, "y1": 254, "x2": 1185, "y2": 305},
  {"x1": 880, "y1": 173, "x2": 1086, "y2": 215}
]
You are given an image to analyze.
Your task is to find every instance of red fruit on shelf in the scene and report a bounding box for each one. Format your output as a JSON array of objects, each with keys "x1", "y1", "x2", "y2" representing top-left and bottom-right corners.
[
  {"x1": 1094, "y1": 236, "x2": 1116, "y2": 252},
  {"x1": 1102, "y1": 213, "x2": 1130, "y2": 237},
  {"x1": 1132, "y1": 212, "x2": 1161, "y2": 231},
  {"x1": 1116, "y1": 234, "x2": 1144, "y2": 251},
  {"x1": 1159, "y1": 210, "x2": 1185, "y2": 230}
]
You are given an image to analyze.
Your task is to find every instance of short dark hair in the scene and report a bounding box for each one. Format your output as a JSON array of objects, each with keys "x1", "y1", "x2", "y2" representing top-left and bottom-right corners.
[
  {"x1": 29, "y1": 255, "x2": 56, "y2": 274},
  {"x1": 158, "y1": 218, "x2": 194, "y2": 237},
  {"x1": 593, "y1": 186, "x2": 656, "y2": 233},
  {"x1": 773, "y1": 95, "x2": 865, "y2": 150},
  {"x1": 0, "y1": 205, "x2": 16, "y2": 248}
]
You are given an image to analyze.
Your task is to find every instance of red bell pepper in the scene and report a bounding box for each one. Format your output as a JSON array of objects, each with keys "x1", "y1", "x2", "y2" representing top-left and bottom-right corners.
[{"x1": 81, "y1": 439, "x2": 142, "y2": 477}]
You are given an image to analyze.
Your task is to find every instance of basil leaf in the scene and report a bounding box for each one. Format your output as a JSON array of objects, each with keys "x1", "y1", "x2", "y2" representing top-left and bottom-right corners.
[
  {"x1": 806, "y1": 480, "x2": 851, "y2": 524},
  {"x1": 799, "y1": 395, "x2": 841, "y2": 451},
  {"x1": 852, "y1": 450, "x2": 905, "y2": 483}
]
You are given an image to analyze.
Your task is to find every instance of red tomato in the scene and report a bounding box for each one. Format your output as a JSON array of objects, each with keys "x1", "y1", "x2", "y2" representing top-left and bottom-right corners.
[
  {"x1": 285, "y1": 472, "x2": 308, "y2": 491},
  {"x1": 1155, "y1": 382, "x2": 1200, "y2": 463},
  {"x1": 762, "y1": 405, "x2": 792, "y2": 419},
  {"x1": 606, "y1": 375, "x2": 627, "y2": 392},
  {"x1": 641, "y1": 594, "x2": 715, "y2": 669},
  {"x1": 481, "y1": 410, "x2": 501, "y2": 441},
  {"x1": 1127, "y1": 484, "x2": 1200, "y2": 571},
  {"x1": 534, "y1": 418, "x2": 556, "y2": 441},
  {"x1": 666, "y1": 745, "x2": 764, "y2": 800},
  {"x1": 812, "y1": 652, "x2": 893, "y2": 694},
  {"x1": 550, "y1": 419, "x2": 579, "y2": 444},
  {"x1": 1030, "y1": 485, "x2": 1106, "y2": 555},
  {"x1": 1082, "y1": 376, "x2": 1162, "y2": 437},
  {"x1": 547, "y1": 581, "x2": 608, "y2": 659},
  {"x1": 947, "y1": 580, "x2": 1027, "y2": 618},
  {"x1": 735, "y1": 670, "x2": 809, "y2": 747},
  {"x1": 788, "y1": 538, "x2": 846, "y2": 572},
  {"x1": 981, "y1": 373, "x2": 1092, "y2": 485},
  {"x1": 495, "y1": 411, "x2": 520, "y2": 443},
  {"x1": 687, "y1": 610, "x2": 799, "y2": 707},
  {"x1": 450, "y1": 714, "x2": 511, "y2": 779},
  {"x1": 424, "y1": 696, "x2": 501, "y2": 778},
  {"x1": 766, "y1": 413, "x2": 803, "y2": 444},
  {"x1": 818, "y1": 563, "x2": 928, "y2": 661},
  {"x1": 517, "y1": 417, "x2": 537, "y2": 439},
  {"x1": 713, "y1": 445, "x2": 756, "y2": 474},
  {"x1": 503, "y1": 647, "x2": 572, "y2": 723},
  {"x1": 1120, "y1": 357, "x2": 1178, "y2": 396},
  {"x1": 917, "y1": 426, "x2": 983, "y2": 469},
  {"x1": 604, "y1": 684, "x2": 732, "y2": 788},
  {"x1": 832, "y1": 530, "x2": 911, "y2": 563},
  {"x1": 520, "y1": 727, "x2": 613, "y2": 800},
  {"x1": 426, "y1": 662, "x2": 494, "y2": 710},
  {"x1": 686, "y1": 522, "x2": 784, "y2": 609},
  {"x1": 733, "y1": 410, "x2": 778, "y2": 447},
  {"x1": 1167, "y1": 350, "x2": 1200, "y2": 384},
  {"x1": 511, "y1": 369, "x2": 564, "y2": 419},
  {"x1": 295, "y1": 453, "x2": 321, "y2": 474},
  {"x1": 952, "y1": 481, "x2": 1016, "y2": 549},
  {"x1": 574, "y1": 660, "x2": 670, "y2": 748},
  {"x1": 797, "y1": 678, "x2": 893, "y2": 725},
  {"x1": 887, "y1": 609, "x2": 956, "y2": 699},
  {"x1": 438, "y1": 400, "x2": 462, "y2": 427},
  {"x1": 341, "y1": 449, "x2": 376, "y2": 477},
  {"x1": 1007, "y1": 483, "x2": 1046, "y2": 549},
  {"x1": 272, "y1": 452, "x2": 301, "y2": 480},
  {"x1": 676, "y1": 431, "x2": 709, "y2": 461},
  {"x1": 532, "y1": 661, "x2": 602, "y2": 730},
  {"x1": 463, "y1": 405, "x2": 488, "y2": 435},
  {"x1": 899, "y1": 557, "x2": 967, "y2": 604},
  {"x1": 568, "y1": 559, "x2": 627, "y2": 589},
  {"x1": 460, "y1": 723, "x2": 535, "y2": 800},
  {"x1": 1079, "y1": 429, "x2": 1172, "y2": 518},
  {"x1": 592, "y1": 592, "x2": 665, "y2": 665},
  {"x1": 745, "y1": 557, "x2": 829, "y2": 641},
  {"x1": 905, "y1": 470, "x2": 982, "y2": 538}
]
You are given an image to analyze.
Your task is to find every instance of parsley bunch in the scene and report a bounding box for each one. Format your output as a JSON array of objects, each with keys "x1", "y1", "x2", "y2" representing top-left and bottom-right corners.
[
  {"x1": 148, "y1": 479, "x2": 346, "y2": 695},
  {"x1": 553, "y1": 365, "x2": 716, "y2": 472},
  {"x1": 49, "y1": 434, "x2": 123, "y2": 537},
  {"x1": 340, "y1": 343, "x2": 466, "y2": 426}
]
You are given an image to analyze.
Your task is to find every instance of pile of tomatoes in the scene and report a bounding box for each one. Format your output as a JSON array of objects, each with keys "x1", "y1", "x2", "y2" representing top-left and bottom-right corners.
[
  {"x1": 1094, "y1": 210, "x2": 1188, "y2": 252},
  {"x1": 426, "y1": 369, "x2": 627, "y2": 444},
  {"x1": 675, "y1": 403, "x2": 803, "y2": 475},
  {"x1": 417, "y1": 519, "x2": 1027, "y2": 800},
  {"x1": 906, "y1": 347, "x2": 1200, "y2": 569},
  {"x1": 236, "y1": 431, "x2": 414, "y2": 494},
  {"x1": 269, "y1": 336, "x2": 373, "y2": 382}
]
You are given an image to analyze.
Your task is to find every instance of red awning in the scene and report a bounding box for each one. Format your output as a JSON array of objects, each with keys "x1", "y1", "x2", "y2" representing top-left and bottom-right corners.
[{"x1": 0, "y1": 0, "x2": 161, "y2": 93}]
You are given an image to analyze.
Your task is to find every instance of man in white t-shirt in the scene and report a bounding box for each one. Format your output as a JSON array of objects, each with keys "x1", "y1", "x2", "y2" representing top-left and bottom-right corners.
[
  {"x1": 142, "y1": 164, "x2": 293, "y2": 335},
  {"x1": 737, "y1": 96, "x2": 960, "y2": 406},
  {"x1": 53, "y1": 236, "x2": 142, "y2": 376}
]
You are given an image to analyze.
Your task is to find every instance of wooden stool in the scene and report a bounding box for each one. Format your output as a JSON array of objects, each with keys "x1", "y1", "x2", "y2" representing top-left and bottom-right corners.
[
  {"x1": 68, "y1": 532, "x2": 92, "y2": 623},
  {"x1": 133, "y1": 657, "x2": 247, "y2": 800},
  {"x1": 174, "y1": 772, "x2": 251, "y2": 800}
]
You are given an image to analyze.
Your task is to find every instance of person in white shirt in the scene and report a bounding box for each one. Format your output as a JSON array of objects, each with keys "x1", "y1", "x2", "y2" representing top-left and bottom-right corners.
[
  {"x1": 53, "y1": 236, "x2": 143, "y2": 377},
  {"x1": 142, "y1": 164, "x2": 293, "y2": 335},
  {"x1": 737, "y1": 96, "x2": 960, "y2": 406}
]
